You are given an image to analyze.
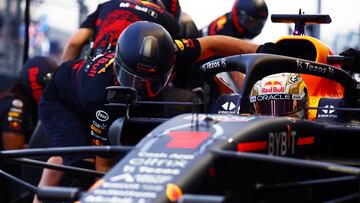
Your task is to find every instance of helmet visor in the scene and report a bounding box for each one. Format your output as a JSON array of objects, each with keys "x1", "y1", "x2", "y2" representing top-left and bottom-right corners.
[
  {"x1": 116, "y1": 64, "x2": 172, "y2": 99},
  {"x1": 250, "y1": 93, "x2": 305, "y2": 116},
  {"x1": 237, "y1": 11, "x2": 266, "y2": 38}
]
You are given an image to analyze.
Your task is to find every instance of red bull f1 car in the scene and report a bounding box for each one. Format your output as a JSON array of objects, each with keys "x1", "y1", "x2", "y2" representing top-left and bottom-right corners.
[{"x1": 1, "y1": 12, "x2": 360, "y2": 203}]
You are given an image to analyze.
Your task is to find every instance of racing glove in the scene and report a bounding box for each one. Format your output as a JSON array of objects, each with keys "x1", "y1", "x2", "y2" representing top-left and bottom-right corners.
[
  {"x1": 256, "y1": 42, "x2": 282, "y2": 55},
  {"x1": 339, "y1": 48, "x2": 360, "y2": 72}
]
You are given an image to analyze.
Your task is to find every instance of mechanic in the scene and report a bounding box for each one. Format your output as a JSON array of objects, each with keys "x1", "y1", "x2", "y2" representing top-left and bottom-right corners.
[
  {"x1": 0, "y1": 71, "x2": 31, "y2": 202},
  {"x1": 339, "y1": 48, "x2": 360, "y2": 72},
  {"x1": 0, "y1": 56, "x2": 58, "y2": 203},
  {"x1": 0, "y1": 56, "x2": 57, "y2": 149},
  {"x1": 19, "y1": 56, "x2": 58, "y2": 124},
  {"x1": 61, "y1": 0, "x2": 181, "y2": 62},
  {"x1": 0, "y1": 80, "x2": 30, "y2": 150},
  {"x1": 200, "y1": 0, "x2": 268, "y2": 39},
  {"x1": 250, "y1": 73, "x2": 308, "y2": 118},
  {"x1": 185, "y1": 0, "x2": 268, "y2": 90},
  {"x1": 34, "y1": 21, "x2": 268, "y2": 202}
]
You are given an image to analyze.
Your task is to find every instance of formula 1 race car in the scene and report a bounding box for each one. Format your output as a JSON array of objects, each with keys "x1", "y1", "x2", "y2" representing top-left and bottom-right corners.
[{"x1": 1, "y1": 12, "x2": 360, "y2": 203}]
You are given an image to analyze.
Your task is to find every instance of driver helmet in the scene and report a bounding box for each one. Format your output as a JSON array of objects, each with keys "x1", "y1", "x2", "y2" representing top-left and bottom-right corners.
[
  {"x1": 250, "y1": 73, "x2": 308, "y2": 118},
  {"x1": 231, "y1": 0, "x2": 268, "y2": 39},
  {"x1": 114, "y1": 21, "x2": 176, "y2": 99}
]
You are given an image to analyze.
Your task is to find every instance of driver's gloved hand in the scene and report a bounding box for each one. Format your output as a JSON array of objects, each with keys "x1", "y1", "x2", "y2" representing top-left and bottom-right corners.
[
  {"x1": 256, "y1": 42, "x2": 282, "y2": 55},
  {"x1": 339, "y1": 48, "x2": 360, "y2": 72}
]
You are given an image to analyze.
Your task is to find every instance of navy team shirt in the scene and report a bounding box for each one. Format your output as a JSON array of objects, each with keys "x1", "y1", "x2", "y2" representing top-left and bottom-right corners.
[
  {"x1": 80, "y1": 0, "x2": 180, "y2": 54},
  {"x1": 41, "y1": 38, "x2": 200, "y2": 147}
]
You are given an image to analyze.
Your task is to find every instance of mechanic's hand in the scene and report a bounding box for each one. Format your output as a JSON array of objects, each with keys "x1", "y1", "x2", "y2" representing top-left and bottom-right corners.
[
  {"x1": 339, "y1": 48, "x2": 360, "y2": 72},
  {"x1": 256, "y1": 42, "x2": 282, "y2": 55}
]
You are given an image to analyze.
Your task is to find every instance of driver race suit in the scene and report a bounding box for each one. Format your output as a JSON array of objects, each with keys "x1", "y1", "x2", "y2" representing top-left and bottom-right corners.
[
  {"x1": 39, "y1": 38, "x2": 200, "y2": 165},
  {"x1": 80, "y1": 0, "x2": 180, "y2": 55}
]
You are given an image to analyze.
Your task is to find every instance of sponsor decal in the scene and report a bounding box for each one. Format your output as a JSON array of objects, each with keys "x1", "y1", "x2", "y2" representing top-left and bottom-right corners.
[
  {"x1": 138, "y1": 166, "x2": 180, "y2": 175},
  {"x1": 201, "y1": 58, "x2": 225, "y2": 72},
  {"x1": 296, "y1": 60, "x2": 334, "y2": 76},
  {"x1": 102, "y1": 182, "x2": 140, "y2": 190},
  {"x1": 7, "y1": 116, "x2": 22, "y2": 122},
  {"x1": 133, "y1": 174, "x2": 173, "y2": 184},
  {"x1": 136, "y1": 62, "x2": 157, "y2": 73},
  {"x1": 289, "y1": 74, "x2": 300, "y2": 83},
  {"x1": 180, "y1": 39, "x2": 194, "y2": 48},
  {"x1": 353, "y1": 73, "x2": 360, "y2": 83},
  {"x1": 183, "y1": 114, "x2": 255, "y2": 122},
  {"x1": 88, "y1": 53, "x2": 114, "y2": 77},
  {"x1": 166, "y1": 131, "x2": 210, "y2": 149},
  {"x1": 8, "y1": 111, "x2": 20, "y2": 118},
  {"x1": 168, "y1": 153, "x2": 194, "y2": 160},
  {"x1": 9, "y1": 121, "x2": 22, "y2": 130},
  {"x1": 174, "y1": 40, "x2": 184, "y2": 50},
  {"x1": 216, "y1": 15, "x2": 227, "y2": 29},
  {"x1": 141, "y1": 184, "x2": 163, "y2": 192},
  {"x1": 129, "y1": 157, "x2": 188, "y2": 168},
  {"x1": 96, "y1": 110, "x2": 109, "y2": 122},
  {"x1": 262, "y1": 80, "x2": 284, "y2": 94},
  {"x1": 138, "y1": 152, "x2": 167, "y2": 158},
  {"x1": 92, "y1": 120, "x2": 107, "y2": 130},
  {"x1": 110, "y1": 173, "x2": 135, "y2": 183},
  {"x1": 97, "y1": 58, "x2": 115, "y2": 74},
  {"x1": 91, "y1": 139, "x2": 102, "y2": 146},
  {"x1": 218, "y1": 101, "x2": 237, "y2": 114},
  {"x1": 252, "y1": 94, "x2": 291, "y2": 102},
  {"x1": 221, "y1": 102, "x2": 236, "y2": 111},
  {"x1": 318, "y1": 105, "x2": 337, "y2": 118},
  {"x1": 166, "y1": 183, "x2": 182, "y2": 202},
  {"x1": 119, "y1": 2, "x2": 130, "y2": 8},
  {"x1": 91, "y1": 124, "x2": 102, "y2": 134},
  {"x1": 84, "y1": 195, "x2": 133, "y2": 203},
  {"x1": 28, "y1": 67, "x2": 43, "y2": 103},
  {"x1": 321, "y1": 105, "x2": 335, "y2": 114},
  {"x1": 12, "y1": 99, "x2": 23, "y2": 108},
  {"x1": 268, "y1": 127, "x2": 298, "y2": 156},
  {"x1": 137, "y1": 152, "x2": 194, "y2": 160},
  {"x1": 9, "y1": 107, "x2": 22, "y2": 113},
  {"x1": 93, "y1": 189, "x2": 157, "y2": 198},
  {"x1": 123, "y1": 165, "x2": 136, "y2": 173}
]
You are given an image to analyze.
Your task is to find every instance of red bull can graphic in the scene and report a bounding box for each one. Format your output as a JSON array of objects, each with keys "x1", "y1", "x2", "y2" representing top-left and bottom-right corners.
[{"x1": 262, "y1": 80, "x2": 284, "y2": 93}]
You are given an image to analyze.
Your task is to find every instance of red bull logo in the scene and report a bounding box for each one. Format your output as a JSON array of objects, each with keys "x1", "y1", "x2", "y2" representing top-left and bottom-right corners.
[{"x1": 262, "y1": 80, "x2": 284, "y2": 93}]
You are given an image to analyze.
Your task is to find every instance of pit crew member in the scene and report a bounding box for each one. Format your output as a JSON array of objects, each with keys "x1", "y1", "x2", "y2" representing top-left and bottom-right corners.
[{"x1": 61, "y1": 0, "x2": 181, "y2": 62}]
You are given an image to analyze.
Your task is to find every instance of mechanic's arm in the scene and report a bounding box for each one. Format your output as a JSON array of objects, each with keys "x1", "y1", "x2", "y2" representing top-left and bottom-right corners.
[
  {"x1": 96, "y1": 156, "x2": 116, "y2": 172},
  {"x1": 197, "y1": 35, "x2": 259, "y2": 61},
  {"x1": 61, "y1": 28, "x2": 94, "y2": 63},
  {"x1": 2, "y1": 98, "x2": 28, "y2": 150}
]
